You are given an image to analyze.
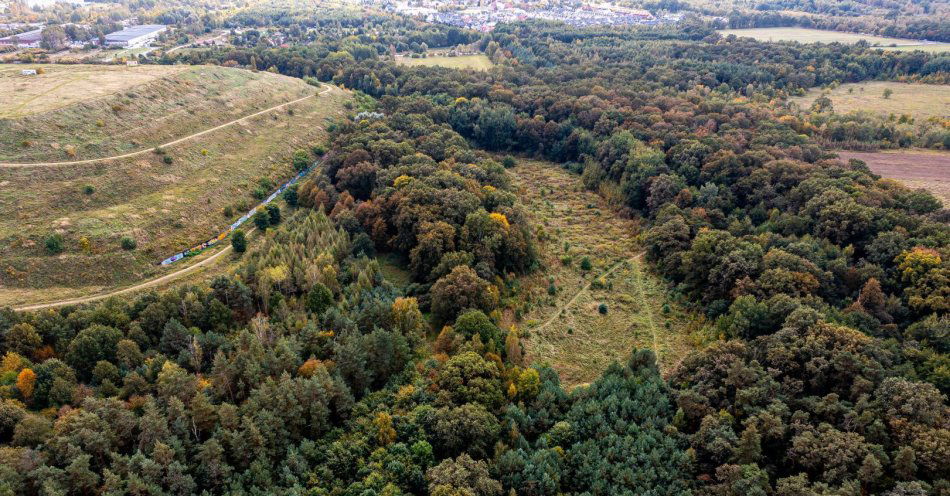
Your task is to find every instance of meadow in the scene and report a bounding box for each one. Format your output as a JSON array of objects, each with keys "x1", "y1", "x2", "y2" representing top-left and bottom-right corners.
[
  {"x1": 0, "y1": 65, "x2": 350, "y2": 307},
  {"x1": 718, "y1": 27, "x2": 950, "y2": 51},
  {"x1": 396, "y1": 53, "x2": 493, "y2": 71},
  {"x1": 791, "y1": 81, "x2": 950, "y2": 120},
  {"x1": 505, "y1": 158, "x2": 707, "y2": 386}
]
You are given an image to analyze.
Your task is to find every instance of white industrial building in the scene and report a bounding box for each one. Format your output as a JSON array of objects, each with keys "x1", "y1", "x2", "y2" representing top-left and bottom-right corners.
[
  {"x1": 0, "y1": 28, "x2": 43, "y2": 48},
  {"x1": 104, "y1": 24, "x2": 165, "y2": 48}
]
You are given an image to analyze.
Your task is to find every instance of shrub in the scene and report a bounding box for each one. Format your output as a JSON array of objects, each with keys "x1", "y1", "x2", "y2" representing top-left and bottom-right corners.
[
  {"x1": 120, "y1": 237, "x2": 137, "y2": 251},
  {"x1": 547, "y1": 283, "x2": 557, "y2": 295},
  {"x1": 283, "y1": 185, "x2": 298, "y2": 207},
  {"x1": 223, "y1": 206, "x2": 234, "y2": 218},
  {"x1": 266, "y1": 204, "x2": 280, "y2": 225},
  {"x1": 231, "y1": 230, "x2": 247, "y2": 253},
  {"x1": 253, "y1": 211, "x2": 270, "y2": 231},
  {"x1": 312, "y1": 144, "x2": 327, "y2": 156},
  {"x1": 45, "y1": 234, "x2": 65, "y2": 254},
  {"x1": 580, "y1": 256, "x2": 592, "y2": 271},
  {"x1": 292, "y1": 149, "x2": 311, "y2": 171},
  {"x1": 598, "y1": 303, "x2": 608, "y2": 314},
  {"x1": 162, "y1": 156, "x2": 173, "y2": 165},
  {"x1": 502, "y1": 156, "x2": 517, "y2": 168},
  {"x1": 82, "y1": 185, "x2": 95, "y2": 195}
]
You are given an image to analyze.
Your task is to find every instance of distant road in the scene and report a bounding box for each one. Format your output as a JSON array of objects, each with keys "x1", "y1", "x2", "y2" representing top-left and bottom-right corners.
[{"x1": 0, "y1": 84, "x2": 331, "y2": 168}]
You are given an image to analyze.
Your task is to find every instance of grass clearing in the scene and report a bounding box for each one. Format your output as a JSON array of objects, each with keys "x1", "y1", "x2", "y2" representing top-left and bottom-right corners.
[
  {"x1": 0, "y1": 65, "x2": 350, "y2": 307},
  {"x1": 505, "y1": 158, "x2": 706, "y2": 386},
  {"x1": 396, "y1": 54, "x2": 493, "y2": 71},
  {"x1": 377, "y1": 252, "x2": 412, "y2": 289},
  {"x1": 791, "y1": 81, "x2": 950, "y2": 120},
  {"x1": 718, "y1": 27, "x2": 950, "y2": 51}
]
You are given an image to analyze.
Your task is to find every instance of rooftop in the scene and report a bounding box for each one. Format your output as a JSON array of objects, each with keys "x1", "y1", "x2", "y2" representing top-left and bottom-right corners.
[
  {"x1": 105, "y1": 24, "x2": 165, "y2": 42},
  {"x1": 0, "y1": 28, "x2": 43, "y2": 43}
]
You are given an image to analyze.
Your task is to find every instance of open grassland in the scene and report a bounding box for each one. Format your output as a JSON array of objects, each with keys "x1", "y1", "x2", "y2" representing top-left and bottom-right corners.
[
  {"x1": 506, "y1": 158, "x2": 706, "y2": 386},
  {"x1": 0, "y1": 67, "x2": 350, "y2": 307},
  {"x1": 718, "y1": 27, "x2": 950, "y2": 51},
  {"x1": 837, "y1": 149, "x2": 950, "y2": 205},
  {"x1": 0, "y1": 64, "x2": 317, "y2": 162},
  {"x1": 791, "y1": 81, "x2": 950, "y2": 120},
  {"x1": 396, "y1": 54, "x2": 493, "y2": 71}
]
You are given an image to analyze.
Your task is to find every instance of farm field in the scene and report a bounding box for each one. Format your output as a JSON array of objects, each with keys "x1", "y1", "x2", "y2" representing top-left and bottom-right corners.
[
  {"x1": 506, "y1": 158, "x2": 706, "y2": 386},
  {"x1": 0, "y1": 64, "x2": 319, "y2": 162},
  {"x1": 791, "y1": 81, "x2": 950, "y2": 119},
  {"x1": 718, "y1": 27, "x2": 950, "y2": 51},
  {"x1": 396, "y1": 54, "x2": 493, "y2": 70},
  {"x1": 837, "y1": 149, "x2": 950, "y2": 205},
  {"x1": 0, "y1": 64, "x2": 350, "y2": 307}
]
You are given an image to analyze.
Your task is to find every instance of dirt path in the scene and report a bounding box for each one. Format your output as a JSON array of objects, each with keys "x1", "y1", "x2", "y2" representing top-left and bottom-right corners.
[
  {"x1": 534, "y1": 254, "x2": 642, "y2": 333},
  {"x1": 13, "y1": 236, "x2": 241, "y2": 311},
  {"x1": 630, "y1": 258, "x2": 662, "y2": 362},
  {"x1": 0, "y1": 84, "x2": 333, "y2": 168}
]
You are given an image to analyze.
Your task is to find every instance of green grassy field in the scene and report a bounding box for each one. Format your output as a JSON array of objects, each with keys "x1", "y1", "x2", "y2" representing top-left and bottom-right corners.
[
  {"x1": 0, "y1": 64, "x2": 350, "y2": 307},
  {"x1": 504, "y1": 158, "x2": 708, "y2": 386},
  {"x1": 718, "y1": 27, "x2": 950, "y2": 52},
  {"x1": 396, "y1": 54, "x2": 493, "y2": 71},
  {"x1": 791, "y1": 81, "x2": 950, "y2": 119}
]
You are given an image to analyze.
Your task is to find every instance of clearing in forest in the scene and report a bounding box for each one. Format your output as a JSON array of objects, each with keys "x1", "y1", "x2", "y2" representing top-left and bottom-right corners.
[
  {"x1": 0, "y1": 65, "x2": 351, "y2": 307},
  {"x1": 506, "y1": 158, "x2": 705, "y2": 386},
  {"x1": 838, "y1": 149, "x2": 950, "y2": 205},
  {"x1": 396, "y1": 54, "x2": 493, "y2": 71},
  {"x1": 791, "y1": 81, "x2": 950, "y2": 120},
  {"x1": 717, "y1": 27, "x2": 950, "y2": 51}
]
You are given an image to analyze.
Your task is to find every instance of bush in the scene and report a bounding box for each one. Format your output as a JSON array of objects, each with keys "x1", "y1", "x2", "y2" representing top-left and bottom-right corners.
[
  {"x1": 162, "y1": 155, "x2": 174, "y2": 165},
  {"x1": 312, "y1": 144, "x2": 327, "y2": 156},
  {"x1": 120, "y1": 236, "x2": 137, "y2": 251},
  {"x1": 223, "y1": 206, "x2": 234, "y2": 218},
  {"x1": 283, "y1": 185, "x2": 298, "y2": 207},
  {"x1": 45, "y1": 234, "x2": 65, "y2": 254},
  {"x1": 580, "y1": 256, "x2": 593, "y2": 271},
  {"x1": 292, "y1": 149, "x2": 311, "y2": 171},
  {"x1": 82, "y1": 185, "x2": 95, "y2": 195},
  {"x1": 266, "y1": 204, "x2": 280, "y2": 225},
  {"x1": 502, "y1": 156, "x2": 517, "y2": 168},
  {"x1": 253, "y1": 211, "x2": 270, "y2": 231},
  {"x1": 231, "y1": 230, "x2": 247, "y2": 253},
  {"x1": 598, "y1": 303, "x2": 608, "y2": 314}
]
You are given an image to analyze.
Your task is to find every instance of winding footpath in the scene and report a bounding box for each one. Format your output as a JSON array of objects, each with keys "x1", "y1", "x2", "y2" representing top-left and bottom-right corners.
[
  {"x1": 13, "y1": 240, "x2": 237, "y2": 311},
  {"x1": 0, "y1": 84, "x2": 332, "y2": 168}
]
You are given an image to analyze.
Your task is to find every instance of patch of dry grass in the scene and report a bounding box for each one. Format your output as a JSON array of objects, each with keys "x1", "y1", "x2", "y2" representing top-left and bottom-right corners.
[
  {"x1": 396, "y1": 54, "x2": 493, "y2": 71},
  {"x1": 718, "y1": 27, "x2": 948, "y2": 49},
  {"x1": 791, "y1": 81, "x2": 950, "y2": 120},
  {"x1": 504, "y1": 158, "x2": 707, "y2": 386}
]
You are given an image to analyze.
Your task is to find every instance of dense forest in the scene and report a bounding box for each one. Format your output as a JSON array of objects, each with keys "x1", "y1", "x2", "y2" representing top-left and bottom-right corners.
[{"x1": 1, "y1": 9, "x2": 949, "y2": 496}]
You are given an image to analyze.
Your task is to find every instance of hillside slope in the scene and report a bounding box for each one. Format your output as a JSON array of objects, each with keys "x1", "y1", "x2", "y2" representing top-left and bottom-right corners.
[
  {"x1": 0, "y1": 65, "x2": 350, "y2": 307},
  {"x1": 0, "y1": 64, "x2": 317, "y2": 162}
]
